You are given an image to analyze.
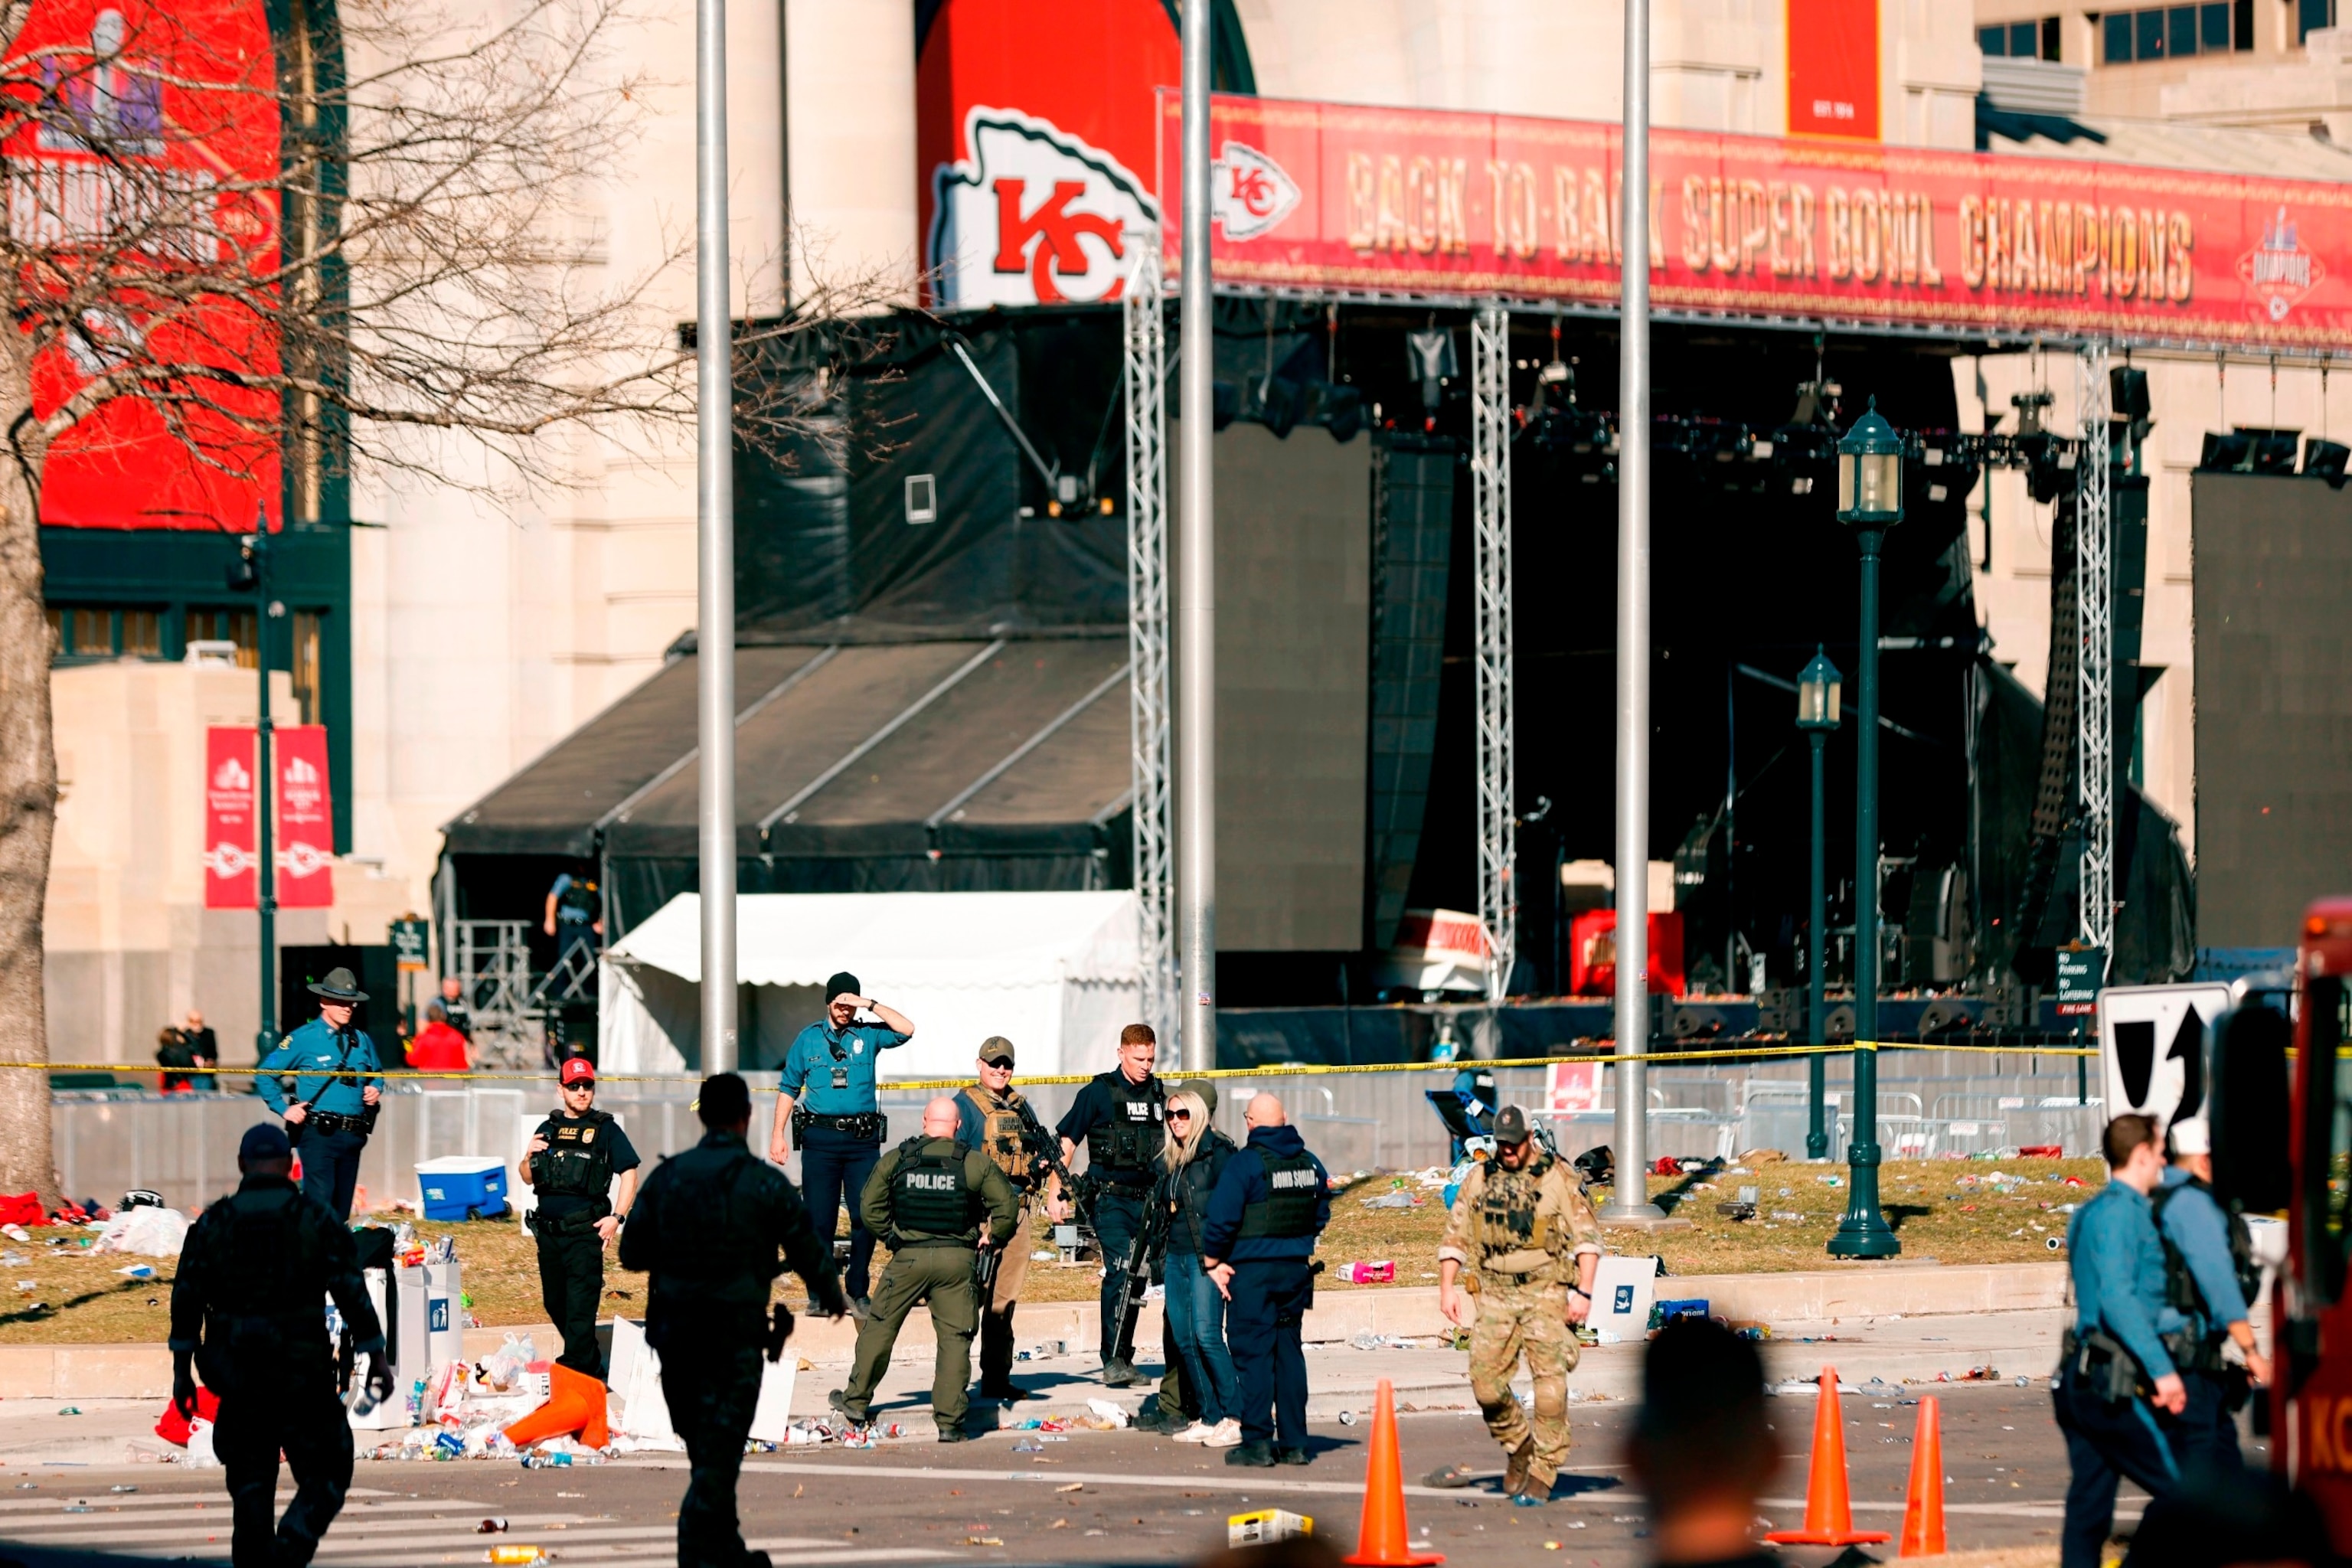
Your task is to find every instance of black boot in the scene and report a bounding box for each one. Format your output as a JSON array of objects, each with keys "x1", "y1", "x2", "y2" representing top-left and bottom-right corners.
[{"x1": 1226, "y1": 1442, "x2": 1276, "y2": 1468}]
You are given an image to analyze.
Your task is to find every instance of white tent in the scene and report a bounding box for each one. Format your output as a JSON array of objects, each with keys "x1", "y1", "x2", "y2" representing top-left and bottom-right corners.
[{"x1": 599, "y1": 890, "x2": 1142, "y2": 1080}]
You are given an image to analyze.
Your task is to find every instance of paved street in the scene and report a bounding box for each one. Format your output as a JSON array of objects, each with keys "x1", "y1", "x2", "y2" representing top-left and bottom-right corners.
[{"x1": 0, "y1": 1381, "x2": 2209, "y2": 1568}]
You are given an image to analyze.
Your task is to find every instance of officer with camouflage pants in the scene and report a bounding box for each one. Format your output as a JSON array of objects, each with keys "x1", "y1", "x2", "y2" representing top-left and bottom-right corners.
[
  {"x1": 832, "y1": 1096, "x2": 1020, "y2": 1439},
  {"x1": 1437, "y1": 1105, "x2": 1604, "y2": 1507}
]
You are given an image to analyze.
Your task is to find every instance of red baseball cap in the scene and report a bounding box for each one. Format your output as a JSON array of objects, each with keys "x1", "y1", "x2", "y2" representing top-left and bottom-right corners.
[{"x1": 559, "y1": 1057, "x2": 596, "y2": 1086}]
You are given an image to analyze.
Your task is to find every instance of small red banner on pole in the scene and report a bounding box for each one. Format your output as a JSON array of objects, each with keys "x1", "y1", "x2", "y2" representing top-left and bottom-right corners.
[
  {"x1": 274, "y1": 724, "x2": 334, "y2": 909},
  {"x1": 203, "y1": 727, "x2": 257, "y2": 910}
]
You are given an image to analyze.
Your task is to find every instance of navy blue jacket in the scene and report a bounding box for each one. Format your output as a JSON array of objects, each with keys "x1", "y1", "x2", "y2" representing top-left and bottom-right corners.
[{"x1": 1202, "y1": 1125, "x2": 1331, "y2": 1263}]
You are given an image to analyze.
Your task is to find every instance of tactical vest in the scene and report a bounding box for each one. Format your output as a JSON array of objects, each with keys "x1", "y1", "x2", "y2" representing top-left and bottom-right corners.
[
  {"x1": 891, "y1": 1138, "x2": 982, "y2": 1242},
  {"x1": 557, "y1": 878, "x2": 599, "y2": 923},
  {"x1": 1474, "y1": 1155, "x2": 1561, "y2": 1266},
  {"x1": 1085, "y1": 1075, "x2": 1165, "y2": 1175},
  {"x1": 2151, "y1": 1177, "x2": 2263, "y2": 1344},
  {"x1": 965, "y1": 1087, "x2": 1036, "y2": 1187},
  {"x1": 534, "y1": 1109, "x2": 617, "y2": 1203},
  {"x1": 1238, "y1": 1148, "x2": 1323, "y2": 1239},
  {"x1": 644, "y1": 1147, "x2": 780, "y2": 1308},
  {"x1": 194, "y1": 1186, "x2": 322, "y2": 1395}
]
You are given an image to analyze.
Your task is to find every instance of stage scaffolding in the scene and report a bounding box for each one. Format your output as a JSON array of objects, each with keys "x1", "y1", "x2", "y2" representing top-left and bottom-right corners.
[
  {"x1": 1123, "y1": 247, "x2": 1176, "y2": 1038},
  {"x1": 1471, "y1": 305, "x2": 1519, "y2": 1001},
  {"x1": 2076, "y1": 345, "x2": 2115, "y2": 969}
]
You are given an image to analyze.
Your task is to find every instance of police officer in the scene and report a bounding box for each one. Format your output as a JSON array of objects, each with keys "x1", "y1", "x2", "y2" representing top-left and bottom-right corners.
[
  {"x1": 520, "y1": 1057, "x2": 642, "y2": 1379},
  {"x1": 831, "y1": 1096, "x2": 1019, "y2": 1439},
  {"x1": 766, "y1": 972, "x2": 916, "y2": 1311},
  {"x1": 1054, "y1": 1021, "x2": 1165, "y2": 1386},
  {"x1": 171, "y1": 1123, "x2": 390, "y2": 1568},
  {"x1": 256, "y1": 966, "x2": 382, "y2": 1221},
  {"x1": 954, "y1": 1037, "x2": 1050, "y2": 1403},
  {"x1": 1202, "y1": 1091, "x2": 1331, "y2": 1468},
  {"x1": 2056, "y1": 1113, "x2": 2203, "y2": 1568},
  {"x1": 619, "y1": 1073, "x2": 847, "y2": 1568},
  {"x1": 1437, "y1": 1105, "x2": 1604, "y2": 1506},
  {"x1": 544, "y1": 862, "x2": 603, "y2": 963},
  {"x1": 2154, "y1": 1118, "x2": 2272, "y2": 1472}
]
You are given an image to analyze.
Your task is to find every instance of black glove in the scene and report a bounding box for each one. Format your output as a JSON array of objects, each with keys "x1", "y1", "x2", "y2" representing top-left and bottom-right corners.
[
  {"x1": 172, "y1": 1364, "x2": 200, "y2": 1424},
  {"x1": 364, "y1": 1351, "x2": 394, "y2": 1406},
  {"x1": 812, "y1": 1276, "x2": 851, "y2": 1319}
]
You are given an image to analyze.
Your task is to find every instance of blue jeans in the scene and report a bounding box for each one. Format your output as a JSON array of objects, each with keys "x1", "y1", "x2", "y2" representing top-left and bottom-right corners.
[
  {"x1": 1161, "y1": 1250, "x2": 1236, "y2": 1426},
  {"x1": 798, "y1": 1125, "x2": 881, "y2": 1300}
]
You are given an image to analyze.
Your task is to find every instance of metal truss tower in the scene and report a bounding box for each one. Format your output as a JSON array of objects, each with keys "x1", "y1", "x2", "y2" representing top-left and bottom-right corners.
[
  {"x1": 2076, "y1": 344, "x2": 2114, "y2": 965},
  {"x1": 1123, "y1": 247, "x2": 1176, "y2": 1037},
  {"x1": 1470, "y1": 305, "x2": 1518, "y2": 1002}
]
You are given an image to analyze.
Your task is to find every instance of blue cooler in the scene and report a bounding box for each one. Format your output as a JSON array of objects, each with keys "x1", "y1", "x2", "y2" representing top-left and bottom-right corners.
[{"x1": 416, "y1": 1156, "x2": 508, "y2": 1220}]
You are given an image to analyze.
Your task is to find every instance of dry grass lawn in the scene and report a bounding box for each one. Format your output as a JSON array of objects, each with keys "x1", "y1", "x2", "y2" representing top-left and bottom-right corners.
[{"x1": 0, "y1": 1155, "x2": 2105, "y2": 1344}]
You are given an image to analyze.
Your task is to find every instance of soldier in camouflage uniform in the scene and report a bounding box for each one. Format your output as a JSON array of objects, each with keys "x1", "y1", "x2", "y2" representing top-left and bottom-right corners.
[{"x1": 1438, "y1": 1104, "x2": 1605, "y2": 1506}]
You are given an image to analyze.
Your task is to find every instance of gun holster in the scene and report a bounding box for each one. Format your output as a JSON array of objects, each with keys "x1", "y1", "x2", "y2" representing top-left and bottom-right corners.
[{"x1": 2064, "y1": 1326, "x2": 2149, "y2": 1403}]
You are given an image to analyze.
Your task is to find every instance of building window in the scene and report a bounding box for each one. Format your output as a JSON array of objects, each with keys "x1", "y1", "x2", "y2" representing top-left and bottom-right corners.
[
  {"x1": 1979, "y1": 16, "x2": 2062, "y2": 58},
  {"x1": 188, "y1": 608, "x2": 260, "y2": 668},
  {"x1": 2305, "y1": 0, "x2": 2337, "y2": 41},
  {"x1": 292, "y1": 611, "x2": 322, "y2": 724},
  {"x1": 54, "y1": 606, "x2": 167, "y2": 661},
  {"x1": 2103, "y1": 2, "x2": 2246, "y2": 59}
]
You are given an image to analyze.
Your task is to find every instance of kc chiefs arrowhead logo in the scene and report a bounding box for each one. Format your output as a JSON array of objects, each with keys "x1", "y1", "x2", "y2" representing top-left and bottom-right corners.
[
  {"x1": 1211, "y1": 140, "x2": 1299, "y2": 242},
  {"x1": 929, "y1": 106, "x2": 1158, "y2": 308}
]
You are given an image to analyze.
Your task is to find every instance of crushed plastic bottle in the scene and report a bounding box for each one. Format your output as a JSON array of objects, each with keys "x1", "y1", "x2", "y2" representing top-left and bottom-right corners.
[{"x1": 520, "y1": 1451, "x2": 573, "y2": 1468}]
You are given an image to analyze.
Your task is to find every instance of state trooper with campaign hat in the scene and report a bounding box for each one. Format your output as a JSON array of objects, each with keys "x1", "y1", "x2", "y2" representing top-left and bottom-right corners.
[
  {"x1": 256, "y1": 966, "x2": 384, "y2": 1221},
  {"x1": 172, "y1": 1122, "x2": 390, "y2": 1568}
]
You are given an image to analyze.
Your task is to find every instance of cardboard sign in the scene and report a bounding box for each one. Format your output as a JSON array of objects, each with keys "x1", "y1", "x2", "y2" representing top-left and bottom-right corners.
[{"x1": 2099, "y1": 983, "x2": 2235, "y2": 1136}]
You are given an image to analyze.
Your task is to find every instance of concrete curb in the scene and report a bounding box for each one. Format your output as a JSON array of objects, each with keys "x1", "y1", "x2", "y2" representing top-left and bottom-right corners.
[{"x1": 0, "y1": 1261, "x2": 2066, "y2": 1401}]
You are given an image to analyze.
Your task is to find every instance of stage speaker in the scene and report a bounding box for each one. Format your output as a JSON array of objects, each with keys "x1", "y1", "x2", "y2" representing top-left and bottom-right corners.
[
  {"x1": 2110, "y1": 365, "x2": 2152, "y2": 423},
  {"x1": 2304, "y1": 437, "x2": 2351, "y2": 488},
  {"x1": 2252, "y1": 431, "x2": 2301, "y2": 474},
  {"x1": 2198, "y1": 430, "x2": 2252, "y2": 472}
]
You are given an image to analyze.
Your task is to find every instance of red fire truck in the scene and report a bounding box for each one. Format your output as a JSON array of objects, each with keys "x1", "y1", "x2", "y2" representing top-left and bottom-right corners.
[{"x1": 2214, "y1": 897, "x2": 2352, "y2": 1537}]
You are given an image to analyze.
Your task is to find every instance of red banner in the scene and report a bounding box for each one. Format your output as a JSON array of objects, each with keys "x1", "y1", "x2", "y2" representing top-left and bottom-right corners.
[
  {"x1": 203, "y1": 727, "x2": 256, "y2": 910},
  {"x1": 274, "y1": 724, "x2": 333, "y2": 908},
  {"x1": 1161, "y1": 91, "x2": 2352, "y2": 351},
  {"x1": 1788, "y1": 0, "x2": 1880, "y2": 142},
  {"x1": 7, "y1": 0, "x2": 282, "y2": 531}
]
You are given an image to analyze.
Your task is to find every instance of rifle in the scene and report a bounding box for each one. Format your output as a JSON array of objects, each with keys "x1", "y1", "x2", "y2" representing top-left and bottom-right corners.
[
  {"x1": 1109, "y1": 1171, "x2": 1171, "y2": 1357},
  {"x1": 974, "y1": 1240, "x2": 1001, "y2": 1299},
  {"x1": 1013, "y1": 1100, "x2": 1090, "y2": 1228}
]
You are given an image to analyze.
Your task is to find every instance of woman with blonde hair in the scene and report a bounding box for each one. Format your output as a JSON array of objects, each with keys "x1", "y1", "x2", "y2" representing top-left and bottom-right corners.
[{"x1": 1158, "y1": 1089, "x2": 1241, "y2": 1446}]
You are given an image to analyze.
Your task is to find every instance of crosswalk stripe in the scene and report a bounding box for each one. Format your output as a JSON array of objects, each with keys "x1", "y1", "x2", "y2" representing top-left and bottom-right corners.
[
  {"x1": 0, "y1": 1509, "x2": 592, "y2": 1539},
  {"x1": 310, "y1": 1544, "x2": 952, "y2": 1568},
  {"x1": 0, "y1": 1485, "x2": 392, "y2": 1514}
]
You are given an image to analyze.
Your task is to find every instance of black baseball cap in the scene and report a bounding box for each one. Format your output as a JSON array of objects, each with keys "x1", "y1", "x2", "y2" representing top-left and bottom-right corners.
[
  {"x1": 1493, "y1": 1105, "x2": 1534, "y2": 1145},
  {"x1": 240, "y1": 1123, "x2": 292, "y2": 1162}
]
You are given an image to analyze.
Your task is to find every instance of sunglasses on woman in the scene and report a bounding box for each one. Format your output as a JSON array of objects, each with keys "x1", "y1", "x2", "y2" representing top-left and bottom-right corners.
[{"x1": 1168, "y1": 1109, "x2": 1193, "y2": 1121}]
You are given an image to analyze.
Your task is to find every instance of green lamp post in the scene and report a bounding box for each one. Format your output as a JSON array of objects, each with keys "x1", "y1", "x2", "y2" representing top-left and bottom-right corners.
[
  {"x1": 1795, "y1": 646, "x2": 1841, "y2": 1163},
  {"x1": 1827, "y1": 397, "x2": 1903, "y2": 1259}
]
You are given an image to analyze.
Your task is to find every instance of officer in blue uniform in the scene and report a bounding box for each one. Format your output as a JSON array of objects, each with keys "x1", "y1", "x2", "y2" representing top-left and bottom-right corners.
[
  {"x1": 1202, "y1": 1090, "x2": 1331, "y2": 1468},
  {"x1": 2056, "y1": 1113, "x2": 2203, "y2": 1568},
  {"x1": 2154, "y1": 1118, "x2": 2271, "y2": 1473},
  {"x1": 256, "y1": 966, "x2": 383, "y2": 1222},
  {"x1": 764, "y1": 971, "x2": 915, "y2": 1310}
]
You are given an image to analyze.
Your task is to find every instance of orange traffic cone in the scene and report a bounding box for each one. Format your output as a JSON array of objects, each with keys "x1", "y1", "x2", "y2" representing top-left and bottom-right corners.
[
  {"x1": 1343, "y1": 1379, "x2": 1445, "y2": 1567},
  {"x1": 502, "y1": 1361, "x2": 609, "y2": 1452},
  {"x1": 1763, "y1": 1366, "x2": 1891, "y2": 1547},
  {"x1": 1898, "y1": 1396, "x2": 1946, "y2": 1557}
]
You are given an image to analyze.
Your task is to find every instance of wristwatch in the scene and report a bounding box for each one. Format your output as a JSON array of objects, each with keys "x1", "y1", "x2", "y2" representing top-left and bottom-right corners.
[{"x1": 1566, "y1": 1286, "x2": 1590, "y2": 1299}]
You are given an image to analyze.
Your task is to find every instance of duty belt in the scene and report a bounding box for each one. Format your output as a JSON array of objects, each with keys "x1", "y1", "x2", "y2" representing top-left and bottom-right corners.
[
  {"x1": 528, "y1": 1203, "x2": 609, "y2": 1236},
  {"x1": 1481, "y1": 1263, "x2": 1560, "y2": 1286},
  {"x1": 302, "y1": 1110, "x2": 369, "y2": 1136},
  {"x1": 793, "y1": 1108, "x2": 886, "y2": 1142}
]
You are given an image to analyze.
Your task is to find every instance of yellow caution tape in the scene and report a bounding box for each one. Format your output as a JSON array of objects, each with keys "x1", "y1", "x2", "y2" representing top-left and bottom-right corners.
[{"x1": 0, "y1": 1035, "x2": 2098, "y2": 1089}]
